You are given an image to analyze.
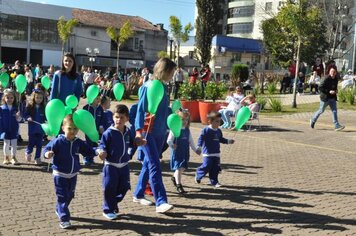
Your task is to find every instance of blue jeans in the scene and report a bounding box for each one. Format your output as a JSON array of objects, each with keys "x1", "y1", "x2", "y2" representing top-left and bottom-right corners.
[
  {"x1": 311, "y1": 98, "x2": 340, "y2": 127},
  {"x1": 219, "y1": 109, "x2": 234, "y2": 127}
]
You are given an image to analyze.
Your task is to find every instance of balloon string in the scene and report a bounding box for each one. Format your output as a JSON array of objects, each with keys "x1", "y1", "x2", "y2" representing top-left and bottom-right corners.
[
  {"x1": 29, "y1": 120, "x2": 42, "y2": 126},
  {"x1": 144, "y1": 114, "x2": 154, "y2": 140}
]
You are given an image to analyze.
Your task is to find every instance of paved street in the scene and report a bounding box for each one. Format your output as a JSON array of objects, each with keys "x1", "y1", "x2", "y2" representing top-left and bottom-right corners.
[{"x1": 0, "y1": 98, "x2": 356, "y2": 235}]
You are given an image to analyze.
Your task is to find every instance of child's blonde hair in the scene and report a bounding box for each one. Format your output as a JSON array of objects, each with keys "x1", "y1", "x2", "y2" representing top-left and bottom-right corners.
[
  {"x1": 62, "y1": 114, "x2": 76, "y2": 127},
  {"x1": 153, "y1": 58, "x2": 176, "y2": 82},
  {"x1": 177, "y1": 110, "x2": 191, "y2": 128},
  {"x1": 2, "y1": 88, "x2": 18, "y2": 106}
]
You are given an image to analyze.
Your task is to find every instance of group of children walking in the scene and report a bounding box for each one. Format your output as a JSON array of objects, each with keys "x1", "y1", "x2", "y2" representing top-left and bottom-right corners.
[{"x1": 1, "y1": 58, "x2": 235, "y2": 229}]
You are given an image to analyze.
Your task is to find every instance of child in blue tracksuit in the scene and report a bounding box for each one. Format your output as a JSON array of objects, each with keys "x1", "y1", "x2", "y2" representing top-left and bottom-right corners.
[
  {"x1": 195, "y1": 111, "x2": 235, "y2": 187},
  {"x1": 0, "y1": 89, "x2": 21, "y2": 165},
  {"x1": 100, "y1": 95, "x2": 113, "y2": 131},
  {"x1": 82, "y1": 95, "x2": 104, "y2": 165},
  {"x1": 133, "y1": 58, "x2": 177, "y2": 213},
  {"x1": 167, "y1": 110, "x2": 200, "y2": 194},
  {"x1": 97, "y1": 104, "x2": 139, "y2": 220},
  {"x1": 24, "y1": 89, "x2": 46, "y2": 165},
  {"x1": 43, "y1": 114, "x2": 97, "y2": 229}
]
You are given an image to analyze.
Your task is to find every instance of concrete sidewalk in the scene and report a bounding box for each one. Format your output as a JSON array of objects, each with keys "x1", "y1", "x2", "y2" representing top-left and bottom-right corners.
[{"x1": 0, "y1": 100, "x2": 355, "y2": 235}]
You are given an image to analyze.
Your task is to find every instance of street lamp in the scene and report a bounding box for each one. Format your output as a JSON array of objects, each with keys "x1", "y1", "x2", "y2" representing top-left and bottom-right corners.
[{"x1": 86, "y1": 47, "x2": 99, "y2": 69}]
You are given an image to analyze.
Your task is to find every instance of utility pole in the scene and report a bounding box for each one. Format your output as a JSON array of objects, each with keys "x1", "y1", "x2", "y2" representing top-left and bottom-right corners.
[{"x1": 0, "y1": 0, "x2": 3, "y2": 61}]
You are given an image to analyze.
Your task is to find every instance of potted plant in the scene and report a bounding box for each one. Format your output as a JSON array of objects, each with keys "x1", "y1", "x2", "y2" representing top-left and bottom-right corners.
[
  {"x1": 178, "y1": 81, "x2": 202, "y2": 122},
  {"x1": 199, "y1": 81, "x2": 227, "y2": 124}
]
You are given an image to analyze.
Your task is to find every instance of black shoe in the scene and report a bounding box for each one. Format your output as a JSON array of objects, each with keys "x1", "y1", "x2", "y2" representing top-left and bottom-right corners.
[
  {"x1": 310, "y1": 119, "x2": 315, "y2": 129},
  {"x1": 176, "y1": 184, "x2": 186, "y2": 194},
  {"x1": 17, "y1": 135, "x2": 23, "y2": 143},
  {"x1": 171, "y1": 176, "x2": 177, "y2": 187}
]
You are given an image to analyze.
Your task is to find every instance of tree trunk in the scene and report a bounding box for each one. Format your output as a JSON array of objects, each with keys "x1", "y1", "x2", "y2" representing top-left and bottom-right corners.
[
  {"x1": 116, "y1": 44, "x2": 120, "y2": 73},
  {"x1": 292, "y1": 38, "x2": 301, "y2": 108}
]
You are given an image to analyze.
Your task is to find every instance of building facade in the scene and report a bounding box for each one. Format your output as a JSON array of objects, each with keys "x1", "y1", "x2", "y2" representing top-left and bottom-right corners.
[{"x1": 0, "y1": 0, "x2": 168, "y2": 70}]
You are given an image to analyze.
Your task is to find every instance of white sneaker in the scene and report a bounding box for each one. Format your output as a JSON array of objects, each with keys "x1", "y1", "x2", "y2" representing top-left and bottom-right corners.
[
  {"x1": 34, "y1": 158, "x2": 42, "y2": 165},
  {"x1": 215, "y1": 183, "x2": 222, "y2": 188},
  {"x1": 59, "y1": 221, "x2": 71, "y2": 229},
  {"x1": 102, "y1": 212, "x2": 118, "y2": 220},
  {"x1": 25, "y1": 153, "x2": 32, "y2": 162},
  {"x1": 156, "y1": 203, "x2": 173, "y2": 213},
  {"x1": 133, "y1": 197, "x2": 153, "y2": 206}
]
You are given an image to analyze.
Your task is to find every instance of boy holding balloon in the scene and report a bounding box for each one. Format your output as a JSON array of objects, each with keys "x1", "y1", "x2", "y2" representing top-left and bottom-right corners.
[
  {"x1": 43, "y1": 114, "x2": 97, "y2": 229},
  {"x1": 195, "y1": 111, "x2": 235, "y2": 187}
]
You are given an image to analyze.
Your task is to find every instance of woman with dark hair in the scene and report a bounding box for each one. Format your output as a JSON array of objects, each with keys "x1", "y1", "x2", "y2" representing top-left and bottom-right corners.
[{"x1": 50, "y1": 53, "x2": 83, "y2": 103}]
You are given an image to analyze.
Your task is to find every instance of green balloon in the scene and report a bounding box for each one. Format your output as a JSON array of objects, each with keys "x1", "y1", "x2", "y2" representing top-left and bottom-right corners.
[
  {"x1": 73, "y1": 109, "x2": 99, "y2": 142},
  {"x1": 167, "y1": 113, "x2": 182, "y2": 137},
  {"x1": 171, "y1": 100, "x2": 182, "y2": 113},
  {"x1": 0, "y1": 73, "x2": 9, "y2": 88},
  {"x1": 235, "y1": 106, "x2": 251, "y2": 130},
  {"x1": 41, "y1": 75, "x2": 51, "y2": 90},
  {"x1": 86, "y1": 85, "x2": 99, "y2": 104},
  {"x1": 41, "y1": 123, "x2": 54, "y2": 137},
  {"x1": 65, "y1": 95, "x2": 78, "y2": 109},
  {"x1": 113, "y1": 83, "x2": 125, "y2": 101},
  {"x1": 15, "y1": 74, "x2": 27, "y2": 94},
  {"x1": 0, "y1": 61, "x2": 3, "y2": 68},
  {"x1": 64, "y1": 106, "x2": 72, "y2": 116},
  {"x1": 147, "y1": 80, "x2": 164, "y2": 114},
  {"x1": 45, "y1": 99, "x2": 66, "y2": 136}
]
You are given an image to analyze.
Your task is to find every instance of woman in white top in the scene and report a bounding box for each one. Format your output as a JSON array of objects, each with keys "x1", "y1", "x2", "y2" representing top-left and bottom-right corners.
[
  {"x1": 308, "y1": 71, "x2": 321, "y2": 94},
  {"x1": 219, "y1": 86, "x2": 244, "y2": 128}
]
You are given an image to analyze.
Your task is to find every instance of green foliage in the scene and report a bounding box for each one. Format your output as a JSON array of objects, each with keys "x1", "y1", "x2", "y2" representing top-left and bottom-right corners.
[
  {"x1": 268, "y1": 97, "x2": 282, "y2": 112},
  {"x1": 57, "y1": 16, "x2": 78, "y2": 54},
  {"x1": 261, "y1": 0, "x2": 328, "y2": 67},
  {"x1": 338, "y1": 89, "x2": 347, "y2": 102},
  {"x1": 256, "y1": 96, "x2": 267, "y2": 110},
  {"x1": 267, "y1": 82, "x2": 277, "y2": 95},
  {"x1": 195, "y1": 0, "x2": 223, "y2": 65},
  {"x1": 205, "y1": 81, "x2": 227, "y2": 102},
  {"x1": 345, "y1": 89, "x2": 355, "y2": 105},
  {"x1": 253, "y1": 84, "x2": 260, "y2": 97},
  {"x1": 157, "y1": 51, "x2": 169, "y2": 59},
  {"x1": 231, "y1": 64, "x2": 249, "y2": 86},
  {"x1": 178, "y1": 81, "x2": 202, "y2": 101}
]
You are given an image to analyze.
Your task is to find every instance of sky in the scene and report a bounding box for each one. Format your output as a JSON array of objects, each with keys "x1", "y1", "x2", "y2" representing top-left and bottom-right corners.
[{"x1": 23, "y1": 0, "x2": 196, "y2": 34}]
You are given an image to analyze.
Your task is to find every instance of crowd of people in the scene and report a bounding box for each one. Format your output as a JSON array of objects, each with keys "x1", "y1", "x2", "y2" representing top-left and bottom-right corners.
[{"x1": 0, "y1": 55, "x2": 234, "y2": 229}]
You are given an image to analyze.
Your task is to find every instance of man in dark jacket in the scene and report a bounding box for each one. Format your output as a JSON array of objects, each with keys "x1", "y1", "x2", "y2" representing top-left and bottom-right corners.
[{"x1": 310, "y1": 68, "x2": 344, "y2": 131}]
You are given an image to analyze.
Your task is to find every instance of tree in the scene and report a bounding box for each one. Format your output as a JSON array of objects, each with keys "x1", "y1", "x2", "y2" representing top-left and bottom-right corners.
[
  {"x1": 261, "y1": 0, "x2": 329, "y2": 107},
  {"x1": 195, "y1": 0, "x2": 223, "y2": 65},
  {"x1": 57, "y1": 16, "x2": 78, "y2": 55},
  {"x1": 106, "y1": 21, "x2": 134, "y2": 73},
  {"x1": 261, "y1": 1, "x2": 328, "y2": 67},
  {"x1": 169, "y1": 16, "x2": 193, "y2": 67},
  {"x1": 157, "y1": 51, "x2": 169, "y2": 59}
]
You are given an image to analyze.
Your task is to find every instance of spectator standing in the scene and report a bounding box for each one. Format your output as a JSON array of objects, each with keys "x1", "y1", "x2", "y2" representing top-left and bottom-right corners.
[{"x1": 173, "y1": 67, "x2": 184, "y2": 99}]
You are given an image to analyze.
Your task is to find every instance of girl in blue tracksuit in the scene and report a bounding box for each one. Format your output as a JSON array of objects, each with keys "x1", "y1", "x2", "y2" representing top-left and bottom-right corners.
[
  {"x1": 167, "y1": 110, "x2": 200, "y2": 194},
  {"x1": 43, "y1": 115, "x2": 97, "y2": 229},
  {"x1": 82, "y1": 95, "x2": 104, "y2": 165},
  {"x1": 24, "y1": 88, "x2": 46, "y2": 164},
  {"x1": 97, "y1": 105, "x2": 138, "y2": 220},
  {"x1": 133, "y1": 58, "x2": 177, "y2": 213},
  {"x1": 0, "y1": 89, "x2": 21, "y2": 165},
  {"x1": 50, "y1": 53, "x2": 82, "y2": 104},
  {"x1": 100, "y1": 95, "x2": 113, "y2": 131},
  {"x1": 195, "y1": 111, "x2": 235, "y2": 188}
]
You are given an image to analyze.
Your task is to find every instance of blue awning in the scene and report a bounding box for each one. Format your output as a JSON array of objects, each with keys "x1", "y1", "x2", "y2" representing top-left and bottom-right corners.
[{"x1": 212, "y1": 35, "x2": 263, "y2": 54}]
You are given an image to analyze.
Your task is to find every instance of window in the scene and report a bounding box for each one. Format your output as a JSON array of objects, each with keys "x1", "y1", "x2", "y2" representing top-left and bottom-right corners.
[
  {"x1": 139, "y1": 40, "x2": 144, "y2": 51},
  {"x1": 228, "y1": 6, "x2": 255, "y2": 18},
  {"x1": 265, "y1": 2, "x2": 272, "y2": 11},
  {"x1": 134, "y1": 38, "x2": 139, "y2": 49},
  {"x1": 251, "y1": 54, "x2": 261, "y2": 63},
  {"x1": 232, "y1": 52, "x2": 241, "y2": 62},
  {"x1": 227, "y1": 22, "x2": 253, "y2": 34},
  {"x1": 2, "y1": 14, "x2": 28, "y2": 41},
  {"x1": 90, "y1": 30, "x2": 97, "y2": 37},
  {"x1": 30, "y1": 17, "x2": 59, "y2": 44}
]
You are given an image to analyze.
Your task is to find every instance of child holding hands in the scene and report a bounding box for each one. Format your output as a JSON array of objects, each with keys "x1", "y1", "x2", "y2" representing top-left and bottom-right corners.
[
  {"x1": 97, "y1": 104, "x2": 142, "y2": 220},
  {"x1": 195, "y1": 111, "x2": 234, "y2": 187},
  {"x1": 43, "y1": 115, "x2": 97, "y2": 229},
  {"x1": 167, "y1": 110, "x2": 200, "y2": 194}
]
